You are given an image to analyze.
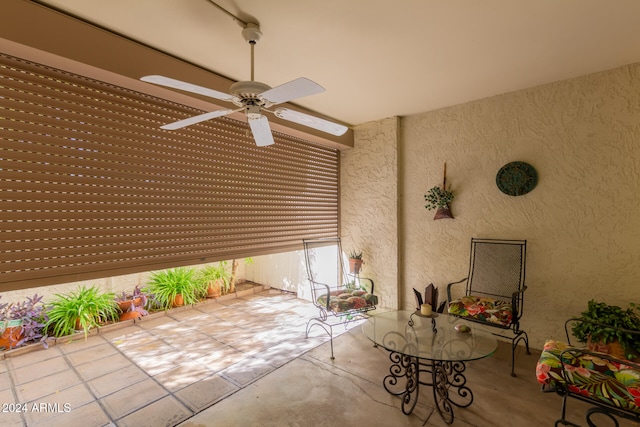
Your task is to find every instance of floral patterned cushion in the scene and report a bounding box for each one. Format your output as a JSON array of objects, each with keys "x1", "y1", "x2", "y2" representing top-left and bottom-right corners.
[
  {"x1": 536, "y1": 339, "x2": 640, "y2": 414},
  {"x1": 317, "y1": 289, "x2": 378, "y2": 313},
  {"x1": 447, "y1": 295, "x2": 513, "y2": 327}
]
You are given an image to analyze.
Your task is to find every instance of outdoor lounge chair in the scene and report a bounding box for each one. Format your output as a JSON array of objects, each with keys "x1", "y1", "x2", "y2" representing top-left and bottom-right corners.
[
  {"x1": 303, "y1": 237, "x2": 378, "y2": 359},
  {"x1": 447, "y1": 237, "x2": 530, "y2": 376},
  {"x1": 537, "y1": 319, "x2": 640, "y2": 426}
]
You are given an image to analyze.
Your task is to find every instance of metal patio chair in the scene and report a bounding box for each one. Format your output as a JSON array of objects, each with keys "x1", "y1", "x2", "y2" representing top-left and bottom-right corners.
[
  {"x1": 447, "y1": 238, "x2": 530, "y2": 376},
  {"x1": 303, "y1": 237, "x2": 378, "y2": 359}
]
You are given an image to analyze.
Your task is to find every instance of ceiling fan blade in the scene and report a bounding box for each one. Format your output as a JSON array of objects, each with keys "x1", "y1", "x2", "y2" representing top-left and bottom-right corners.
[
  {"x1": 261, "y1": 77, "x2": 325, "y2": 105},
  {"x1": 274, "y1": 108, "x2": 348, "y2": 136},
  {"x1": 248, "y1": 116, "x2": 275, "y2": 146},
  {"x1": 141, "y1": 75, "x2": 233, "y2": 101},
  {"x1": 160, "y1": 108, "x2": 236, "y2": 130}
]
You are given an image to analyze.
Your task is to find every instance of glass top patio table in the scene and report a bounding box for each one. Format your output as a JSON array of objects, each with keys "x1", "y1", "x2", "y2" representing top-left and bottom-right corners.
[{"x1": 362, "y1": 310, "x2": 498, "y2": 362}]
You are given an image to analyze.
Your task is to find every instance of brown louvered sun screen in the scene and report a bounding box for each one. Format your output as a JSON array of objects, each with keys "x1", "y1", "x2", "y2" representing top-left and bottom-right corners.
[{"x1": 0, "y1": 53, "x2": 339, "y2": 292}]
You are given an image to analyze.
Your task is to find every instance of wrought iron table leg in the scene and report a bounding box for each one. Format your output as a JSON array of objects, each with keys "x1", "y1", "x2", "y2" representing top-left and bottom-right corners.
[
  {"x1": 382, "y1": 354, "x2": 474, "y2": 424},
  {"x1": 429, "y1": 360, "x2": 473, "y2": 424},
  {"x1": 383, "y1": 351, "x2": 419, "y2": 415}
]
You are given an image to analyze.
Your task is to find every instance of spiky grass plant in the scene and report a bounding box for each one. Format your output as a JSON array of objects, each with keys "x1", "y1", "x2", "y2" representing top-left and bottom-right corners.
[
  {"x1": 45, "y1": 285, "x2": 118, "y2": 340},
  {"x1": 145, "y1": 267, "x2": 200, "y2": 309}
]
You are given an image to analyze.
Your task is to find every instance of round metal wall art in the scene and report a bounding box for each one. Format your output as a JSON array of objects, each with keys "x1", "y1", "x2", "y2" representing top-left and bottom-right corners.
[{"x1": 496, "y1": 161, "x2": 538, "y2": 196}]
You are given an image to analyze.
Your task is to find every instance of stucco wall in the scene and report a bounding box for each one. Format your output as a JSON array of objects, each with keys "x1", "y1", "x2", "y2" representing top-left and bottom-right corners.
[
  {"x1": 347, "y1": 63, "x2": 640, "y2": 351},
  {"x1": 341, "y1": 117, "x2": 401, "y2": 309}
]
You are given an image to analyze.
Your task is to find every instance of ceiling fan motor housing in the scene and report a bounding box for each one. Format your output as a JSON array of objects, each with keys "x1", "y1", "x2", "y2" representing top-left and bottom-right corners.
[{"x1": 230, "y1": 80, "x2": 272, "y2": 108}]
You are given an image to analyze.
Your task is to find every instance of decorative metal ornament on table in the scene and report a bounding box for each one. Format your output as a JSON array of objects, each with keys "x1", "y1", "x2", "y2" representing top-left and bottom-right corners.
[{"x1": 496, "y1": 161, "x2": 538, "y2": 196}]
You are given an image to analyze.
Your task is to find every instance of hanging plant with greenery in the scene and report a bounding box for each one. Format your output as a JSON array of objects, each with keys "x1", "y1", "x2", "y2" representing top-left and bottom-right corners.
[
  {"x1": 424, "y1": 163, "x2": 455, "y2": 220},
  {"x1": 424, "y1": 186, "x2": 455, "y2": 211}
]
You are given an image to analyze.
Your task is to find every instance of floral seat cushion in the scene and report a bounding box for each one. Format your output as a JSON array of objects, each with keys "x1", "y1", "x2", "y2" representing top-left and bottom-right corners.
[
  {"x1": 536, "y1": 339, "x2": 640, "y2": 414},
  {"x1": 447, "y1": 295, "x2": 513, "y2": 327},
  {"x1": 317, "y1": 289, "x2": 378, "y2": 313}
]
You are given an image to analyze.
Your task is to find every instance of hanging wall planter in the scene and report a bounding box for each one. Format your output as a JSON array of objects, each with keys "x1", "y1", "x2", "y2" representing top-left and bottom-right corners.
[
  {"x1": 434, "y1": 205, "x2": 454, "y2": 220},
  {"x1": 424, "y1": 163, "x2": 455, "y2": 220}
]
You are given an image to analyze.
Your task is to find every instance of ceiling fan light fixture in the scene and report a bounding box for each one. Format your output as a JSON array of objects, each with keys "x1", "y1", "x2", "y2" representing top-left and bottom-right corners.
[
  {"x1": 274, "y1": 108, "x2": 348, "y2": 136},
  {"x1": 245, "y1": 104, "x2": 262, "y2": 119}
]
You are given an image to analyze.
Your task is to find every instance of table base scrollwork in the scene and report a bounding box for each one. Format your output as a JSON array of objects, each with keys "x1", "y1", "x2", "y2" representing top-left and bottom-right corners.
[
  {"x1": 383, "y1": 352, "x2": 420, "y2": 415},
  {"x1": 382, "y1": 351, "x2": 473, "y2": 424}
]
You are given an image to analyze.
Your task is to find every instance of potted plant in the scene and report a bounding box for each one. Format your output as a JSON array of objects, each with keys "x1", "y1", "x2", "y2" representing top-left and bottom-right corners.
[
  {"x1": 348, "y1": 250, "x2": 364, "y2": 275},
  {"x1": 45, "y1": 285, "x2": 119, "y2": 340},
  {"x1": 424, "y1": 163, "x2": 455, "y2": 220},
  {"x1": 571, "y1": 299, "x2": 640, "y2": 360},
  {"x1": 424, "y1": 186, "x2": 455, "y2": 219},
  {"x1": 115, "y1": 285, "x2": 149, "y2": 321},
  {"x1": 0, "y1": 294, "x2": 48, "y2": 350},
  {"x1": 144, "y1": 267, "x2": 200, "y2": 309},
  {"x1": 196, "y1": 262, "x2": 231, "y2": 298}
]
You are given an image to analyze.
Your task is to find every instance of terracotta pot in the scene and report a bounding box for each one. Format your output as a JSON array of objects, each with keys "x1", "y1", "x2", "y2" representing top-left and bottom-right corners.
[
  {"x1": 117, "y1": 300, "x2": 133, "y2": 312},
  {"x1": 119, "y1": 311, "x2": 142, "y2": 322},
  {"x1": 207, "y1": 280, "x2": 221, "y2": 298},
  {"x1": 349, "y1": 258, "x2": 363, "y2": 274},
  {"x1": 173, "y1": 294, "x2": 184, "y2": 307},
  {"x1": 117, "y1": 297, "x2": 143, "y2": 312},
  {"x1": 587, "y1": 336, "x2": 627, "y2": 360},
  {"x1": 0, "y1": 320, "x2": 24, "y2": 350}
]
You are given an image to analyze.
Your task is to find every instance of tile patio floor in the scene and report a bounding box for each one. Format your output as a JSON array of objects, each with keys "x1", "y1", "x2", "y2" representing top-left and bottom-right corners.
[{"x1": 0, "y1": 287, "x2": 639, "y2": 427}]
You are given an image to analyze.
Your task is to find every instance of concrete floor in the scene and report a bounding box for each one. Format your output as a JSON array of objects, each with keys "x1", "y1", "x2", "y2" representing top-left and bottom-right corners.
[{"x1": 1, "y1": 288, "x2": 638, "y2": 427}]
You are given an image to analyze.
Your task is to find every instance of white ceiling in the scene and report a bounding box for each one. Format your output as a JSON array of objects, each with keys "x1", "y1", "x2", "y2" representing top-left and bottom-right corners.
[{"x1": 37, "y1": 0, "x2": 640, "y2": 127}]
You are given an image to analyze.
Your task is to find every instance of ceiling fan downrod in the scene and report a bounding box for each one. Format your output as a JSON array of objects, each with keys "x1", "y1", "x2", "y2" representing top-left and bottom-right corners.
[{"x1": 242, "y1": 23, "x2": 262, "y2": 82}]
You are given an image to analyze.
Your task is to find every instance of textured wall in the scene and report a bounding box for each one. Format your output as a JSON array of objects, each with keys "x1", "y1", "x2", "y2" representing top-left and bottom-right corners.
[
  {"x1": 399, "y1": 64, "x2": 640, "y2": 350},
  {"x1": 338, "y1": 64, "x2": 640, "y2": 350},
  {"x1": 341, "y1": 117, "x2": 401, "y2": 308}
]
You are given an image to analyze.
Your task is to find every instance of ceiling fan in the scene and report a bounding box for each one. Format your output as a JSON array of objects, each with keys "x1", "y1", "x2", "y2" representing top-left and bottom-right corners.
[{"x1": 141, "y1": 23, "x2": 348, "y2": 147}]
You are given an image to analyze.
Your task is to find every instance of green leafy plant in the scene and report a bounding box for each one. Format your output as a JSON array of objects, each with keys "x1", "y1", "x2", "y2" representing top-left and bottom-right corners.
[
  {"x1": 348, "y1": 250, "x2": 363, "y2": 260},
  {"x1": 45, "y1": 286, "x2": 119, "y2": 340},
  {"x1": 424, "y1": 186, "x2": 455, "y2": 211},
  {"x1": 571, "y1": 300, "x2": 640, "y2": 360},
  {"x1": 196, "y1": 262, "x2": 232, "y2": 295},
  {"x1": 145, "y1": 267, "x2": 200, "y2": 309}
]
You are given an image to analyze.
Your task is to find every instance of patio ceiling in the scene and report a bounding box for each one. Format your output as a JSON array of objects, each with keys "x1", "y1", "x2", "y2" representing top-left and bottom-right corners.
[{"x1": 32, "y1": 0, "x2": 640, "y2": 128}]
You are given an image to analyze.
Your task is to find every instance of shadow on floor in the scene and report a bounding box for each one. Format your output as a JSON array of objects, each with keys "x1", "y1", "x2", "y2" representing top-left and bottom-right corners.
[{"x1": 1, "y1": 289, "x2": 638, "y2": 427}]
